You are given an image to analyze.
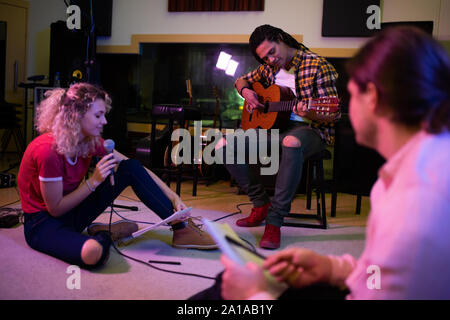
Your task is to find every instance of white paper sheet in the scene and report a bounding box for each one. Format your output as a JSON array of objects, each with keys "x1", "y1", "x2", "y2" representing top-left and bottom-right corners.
[
  {"x1": 120, "y1": 207, "x2": 193, "y2": 243},
  {"x1": 202, "y1": 219, "x2": 288, "y2": 298}
]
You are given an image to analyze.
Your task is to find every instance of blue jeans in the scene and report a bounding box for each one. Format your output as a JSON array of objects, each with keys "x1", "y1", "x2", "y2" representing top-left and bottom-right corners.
[
  {"x1": 23, "y1": 159, "x2": 173, "y2": 268},
  {"x1": 222, "y1": 121, "x2": 325, "y2": 227}
]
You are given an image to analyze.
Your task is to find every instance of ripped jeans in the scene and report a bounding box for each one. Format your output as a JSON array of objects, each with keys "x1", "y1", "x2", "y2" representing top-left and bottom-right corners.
[{"x1": 219, "y1": 121, "x2": 325, "y2": 227}]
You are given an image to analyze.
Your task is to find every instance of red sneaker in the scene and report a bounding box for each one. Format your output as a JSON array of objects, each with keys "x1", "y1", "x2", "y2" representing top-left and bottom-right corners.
[
  {"x1": 236, "y1": 202, "x2": 271, "y2": 227},
  {"x1": 259, "y1": 224, "x2": 280, "y2": 249}
]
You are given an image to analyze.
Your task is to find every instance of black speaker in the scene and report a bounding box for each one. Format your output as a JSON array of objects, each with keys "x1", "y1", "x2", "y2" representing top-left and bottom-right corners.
[
  {"x1": 70, "y1": 0, "x2": 113, "y2": 37},
  {"x1": 322, "y1": 0, "x2": 381, "y2": 37},
  {"x1": 49, "y1": 20, "x2": 88, "y2": 87}
]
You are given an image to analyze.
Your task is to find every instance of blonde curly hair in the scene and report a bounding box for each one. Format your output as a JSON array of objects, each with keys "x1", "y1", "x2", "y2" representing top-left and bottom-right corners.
[{"x1": 35, "y1": 83, "x2": 112, "y2": 158}]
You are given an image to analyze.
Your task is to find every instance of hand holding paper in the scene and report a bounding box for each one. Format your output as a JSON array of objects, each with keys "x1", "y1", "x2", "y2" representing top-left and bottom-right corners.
[
  {"x1": 119, "y1": 207, "x2": 193, "y2": 244},
  {"x1": 220, "y1": 254, "x2": 268, "y2": 300},
  {"x1": 202, "y1": 219, "x2": 288, "y2": 298}
]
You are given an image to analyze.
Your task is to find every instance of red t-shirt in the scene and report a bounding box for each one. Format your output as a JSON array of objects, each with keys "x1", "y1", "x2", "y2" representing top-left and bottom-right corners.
[{"x1": 18, "y1": 133, "x2": 106, "y2": 213}]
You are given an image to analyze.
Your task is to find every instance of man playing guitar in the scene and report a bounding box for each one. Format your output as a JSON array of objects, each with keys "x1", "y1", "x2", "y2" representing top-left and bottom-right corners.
[{"x1": 216, "y1": 24, "x2": 339, "y2": 249}]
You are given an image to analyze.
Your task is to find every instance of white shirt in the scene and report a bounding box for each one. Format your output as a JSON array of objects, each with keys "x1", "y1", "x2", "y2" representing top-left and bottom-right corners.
[
  {"x1": 343, "y1": 130, "x2": 450, "y2": 299},
  {"x1": 250, "y1": 130, "x2": 450, "y2": 300},
  {"x1": 275, "y1": 68, "x2": 309, "y2": 123}
]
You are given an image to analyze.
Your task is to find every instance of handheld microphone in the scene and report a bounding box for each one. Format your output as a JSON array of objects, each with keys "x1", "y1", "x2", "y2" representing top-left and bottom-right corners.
[{"x1": 103, "y1": 139, "x2": 115, "y2": 186}]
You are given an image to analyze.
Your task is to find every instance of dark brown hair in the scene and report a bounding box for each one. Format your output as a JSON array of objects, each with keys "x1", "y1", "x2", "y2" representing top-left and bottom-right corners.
[{"x1": 347, "y1": 26, "x2": 450, "y2": 133}]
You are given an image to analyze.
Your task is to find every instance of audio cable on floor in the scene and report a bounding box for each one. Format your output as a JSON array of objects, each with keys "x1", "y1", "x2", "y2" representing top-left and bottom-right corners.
[
  {"x1": 112, "y1": 199, "x2": 259, "y2": 256},
  {"x1": 107, "y1": 204, "x2": 216, "y2": 280}
]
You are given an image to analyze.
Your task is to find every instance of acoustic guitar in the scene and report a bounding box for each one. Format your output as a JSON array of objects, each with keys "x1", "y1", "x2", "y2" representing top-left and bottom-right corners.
[{"x1": 241, "y1": 82, "x2": 340, "y2": 130}]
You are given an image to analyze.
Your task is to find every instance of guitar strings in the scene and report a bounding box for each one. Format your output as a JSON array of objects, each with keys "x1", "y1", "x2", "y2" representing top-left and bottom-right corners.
[{"x1": 267, "y1": 98, "x2": 339, "y2": 114}]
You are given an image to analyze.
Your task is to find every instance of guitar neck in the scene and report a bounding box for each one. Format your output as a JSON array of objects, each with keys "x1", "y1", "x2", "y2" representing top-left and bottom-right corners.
[
  {"x1": 266, "y1": 100, "x2": 297, "y2": 113},
  {"x1": 267, "y1": 98, "x2": 339, "y2": 113},
  {"x1": 241, "y1": 83, "x2": 339, "y2": 130}
]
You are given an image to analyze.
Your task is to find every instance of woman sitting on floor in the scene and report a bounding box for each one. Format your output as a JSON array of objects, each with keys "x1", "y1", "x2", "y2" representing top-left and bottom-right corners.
[{"x1": 18, "y1": 82, "x2": 217, "y2": 269}]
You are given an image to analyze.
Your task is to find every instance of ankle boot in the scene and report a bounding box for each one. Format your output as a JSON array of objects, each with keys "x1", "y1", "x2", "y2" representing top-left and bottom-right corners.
[
  {"x1": 259, "y1": 223, "x2": 280, "y2": 249},
  {"x1": 172, "y1": 217, "x2": 218, "y2": 250},
  {"x1": 236, "y1": 202, "x2": 271, "y2": 227},
  {"x1": 87, "y1": 220, "x2": 138, "y2": 241}
]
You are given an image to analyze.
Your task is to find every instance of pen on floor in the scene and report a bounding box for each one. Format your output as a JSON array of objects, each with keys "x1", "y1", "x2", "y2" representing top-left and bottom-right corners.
[{"x1": 148, "y1": 260, "x2": 181, "y2": 265}]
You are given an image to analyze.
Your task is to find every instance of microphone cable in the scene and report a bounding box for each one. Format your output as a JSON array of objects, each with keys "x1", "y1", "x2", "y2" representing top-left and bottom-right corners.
[
  {"x1": 111, "y1": 198, "x2": 258, "y2": 256},
  {"x1": 105, "y1": 173, "x2": 216, "y2": 280},
  {"x1": 107, "y1": 204, "x2": 216, "y2": 281},
  {"x1": 99, "y1": 158, "x2": 258, "y2": 278},
  {"x1": 211, "y1": 202, "x2": 252, "y2": 222},
  {"x1": 113, "y1": 195, "x2": 255, "y2": 250},
  {"x1": 117, "y1": 193, "x2": 252, "y2": 223}
]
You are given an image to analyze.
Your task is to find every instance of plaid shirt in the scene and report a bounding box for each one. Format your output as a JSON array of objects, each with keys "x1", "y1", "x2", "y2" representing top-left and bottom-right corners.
[{"x1": 236, "y1": 45, "x2": 339, "y2": 144}]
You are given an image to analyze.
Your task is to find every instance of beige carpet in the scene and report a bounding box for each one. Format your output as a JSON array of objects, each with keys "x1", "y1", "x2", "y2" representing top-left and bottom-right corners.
[{"x1": 0, "y1": 185, "x2": 368, "y2": 300}]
